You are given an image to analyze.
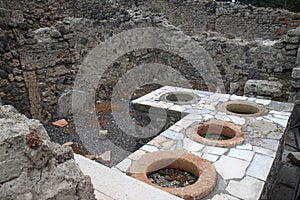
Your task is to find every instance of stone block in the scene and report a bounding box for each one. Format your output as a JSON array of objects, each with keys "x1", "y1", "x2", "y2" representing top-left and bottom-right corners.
[
  {"x1": 292, "y1": 67, "x2": 300, "y2": 79},
  {"x1": 244, "y1": 79, "x2": 283, "y2": 98}
]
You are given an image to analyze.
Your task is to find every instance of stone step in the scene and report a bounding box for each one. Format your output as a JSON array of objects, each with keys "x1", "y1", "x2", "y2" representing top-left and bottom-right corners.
[{"x1": 74, "y1": 154, "x2": 182, "y2": 200}]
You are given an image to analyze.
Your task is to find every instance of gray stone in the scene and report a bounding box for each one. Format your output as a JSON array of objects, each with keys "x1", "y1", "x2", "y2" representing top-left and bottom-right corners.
[
  {"x1": 244, "y1": 79, "x2": 283, "y2": 98},
  {"x1": 0, "y1": 105, "x2": 96, "y2": 200},
  {"x1": 288, "y1": 152, "x2": 300, "y2": 166},
  {"x1": 50, "y1": 30, "x2": 62, "y2": 38},
  {"x1": 292, "y1": 67, "x2": 300, "y2": 79}
]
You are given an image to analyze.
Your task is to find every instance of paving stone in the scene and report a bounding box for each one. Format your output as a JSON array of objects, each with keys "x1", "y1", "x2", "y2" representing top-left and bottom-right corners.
[
  {"x1": 202, "y1": 153, "x2": 219, "y2": 162},
  {"x1": 183, "y1": 138, "x2": 205, "y2": 152},
  {"x1": 267, "y1": 131, "x2": 283, "y2": 140},
  {"x1": 174, "y1": 119, "x2": 196, "y2": 129},
  {"x1": 236, "y1": 143, "x2": 253, "y2": 150},
  {"x1": 213, "y1": 155, "x2": 249, "y2": 180},
  {"x1": 246, "y1": 153, "x2": 273, "y2": 181},
  {"x1": 183, "y1": 114, "x2": 202, "y2": 120},
  {"x1": 204, "y1": 104, "x2": 216, "y2": 110},
  {"x1": 140, "y1": 145, "x2": 159, "y2": 152},
  {"x1": 228, "y1": 115, "x2": 246, "y2": 125},
  {"x1": 215, "y1": 113, "x2": 231, "y2": 121},
  {"x1": 115, "y1": 158, "x2": 132, "y2": 172},
  {"x1": 226, "y1": 176, "x2": 264, "y2": 200},
  {"x1": 255, "y1": 99, "x2": 271, "y2": 105},
  {"x1": 161, "y1": 130, "x2": 184, "y2": 140},
  {"x1": 269, "y1": 110, "x2": 291, "y2": 116},
  {"x1": 148, "y1": 136, "x2": 167, "y2": 147},
  {"x1": 128, "y1": 150, "x2": 146, "y2": 161},
  {"x1": 228, "y1": 148, "x2": 254, "y2": 161},
  {"x1": 252, "y1": 146, "x2": 276, "y2": 157},
  {"x1": 168, "y1": 105, "x2": 186, "y2": 112},
  {"x1": 230, "y1": 95, "x2": 248, "y2": 101},
  {"x1": 203, "y1": 114, "x2": 214, "y2": 120},
  {"x1": 169, "y1": 125, "x2": 183, "y2": 133},
  {"x1": 161, "y1": 140, "x2": 175, "y2": 150},
  {"x1": 248, "y1": 97, "x2": 256, "y2": 101},
  {"x1": 250, "y1": 138, "x2": 279, "y2": 151},
  {"x1": 202, "y1": 146, "x2": 229, "y2": 155},
  {"x1": 209, "y1": 193, "x2": 239, "y2": 200},
  {"x1": 264, "y1": 116, "x2": 288, "y2": 127}
]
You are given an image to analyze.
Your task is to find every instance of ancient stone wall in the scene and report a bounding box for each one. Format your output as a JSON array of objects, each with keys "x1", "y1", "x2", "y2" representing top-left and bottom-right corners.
[
  {"x1": 0, "y1": 0, "x2": 299, "y2": 121},
  {"x1": 138, "y1": 0, "x2": 300, "y2": 40},
  {"x1": 0, "y1": 105, "x2": 96, "y2": 200}
]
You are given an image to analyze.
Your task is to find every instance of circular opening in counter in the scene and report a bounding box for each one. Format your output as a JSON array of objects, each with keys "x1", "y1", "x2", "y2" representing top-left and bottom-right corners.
[
  {"x1": 218, "y1": 101, "x2": 267, "y2": 117},
  {"x1": 186, "y1": 120, "x2": 245, "y2": 147},
  {"x1": 128, "y1": 150, "x2": 217, "y2": 199},
  {"x1": 159, "y1": 91, "x2": 199, "y2": 105}
]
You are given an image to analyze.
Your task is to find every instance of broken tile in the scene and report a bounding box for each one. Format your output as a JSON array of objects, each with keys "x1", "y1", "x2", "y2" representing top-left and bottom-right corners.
[
  {"x1": 228, "y1": 148, "x2": 254, "y2": 161},
  {"x1": 62, "y1": 141, "x2": 73, "y2": 146},
  {"x1": 161, "y1": 130, "x2": 184, "y2": 140},
  {"x1": 202, "y1": 153, "x2": 219, "y2": 162},
  {"x1": 246, "y1": 154, "x2": 274, "y2": 181},
  {"x1": 115, "y1": 158, "x2": 132, "y2": 172},
  {"x1": 202, "y1": 146, "x2": 228, "y2": 155},
  {"x1": 169, "y1": 125, "x2": 183, "y2": 133},
  {"x1": 210, "y1": 193, "x2": 239, "y2": 200},
  {"x1": 250, "y1": 138, "x2": 279, "y2": 151},
  {"x1": 255, "y1": 99, "x2": 271, "y2": 105},
  {"x1": 236, "y1": 143, "x2": 253, "y2": 150},
  {"x1": 52, "y1": 119, "x2": 68, "y2": 128},
  {"x1": 148, "y1": 136, "x2": 167, "y2": 147},
  {"x1": 161, "y1": 140, "x2": 175, "y2": 150},
  {"x1": 128, "y1": 150, "x2": 146, "y2": 161},
  {"x1": 213, "y1": 155, "x2": 249, "y2": 180},
  {"x1": 141, "y1": 145, "x2": 159, "y2": 152},
  {"x1": 228, "y1": 115, "x2": 246, "y2": 125},
  {"x1": 97, "y1": 151, "x2": 111, "y2": 162},
  {"x1": 226, "y1": 176, "x2": 264, "y2": 200},
  {"x1": 252, "y1": 146, "x2": 276, "y2": 158},
  {"x1": 183, "y1": 138, "x2": 204, "y2": 152}
]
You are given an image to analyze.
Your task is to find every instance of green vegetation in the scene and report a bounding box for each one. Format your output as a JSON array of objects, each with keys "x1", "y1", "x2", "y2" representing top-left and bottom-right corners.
[{"x1": 240, "y1": 0, "x2": 300, "y2": 12}]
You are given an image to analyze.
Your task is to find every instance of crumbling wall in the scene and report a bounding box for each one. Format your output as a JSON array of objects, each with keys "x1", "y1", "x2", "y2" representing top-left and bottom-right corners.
[
  {"x1": 0, "y1": 0, "x2": 299, "y2": 121},
  {"x1": 138, "y1": 0, "x2": 300, "y2": 40},
  {"x1": 0, "y1": 105, "x2": 96, "y2": 200}
]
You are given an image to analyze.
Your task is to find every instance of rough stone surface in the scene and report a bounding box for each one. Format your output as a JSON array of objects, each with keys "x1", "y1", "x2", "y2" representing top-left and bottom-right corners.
[
  {"x1": 0, "y1": 0, "x2": 299, "y2": 120},
  {"x1": 0, "y1": 105, "x2": 96, "y2": 200},
  {"x1": 244, "y1": 79, "x2": 283, "y2": 98}
]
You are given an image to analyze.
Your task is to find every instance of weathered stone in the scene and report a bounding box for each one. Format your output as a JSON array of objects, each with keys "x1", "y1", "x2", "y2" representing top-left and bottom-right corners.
[
  {"x1": 288, "y1": 152, "x2": 300, "y2": 166},
  {"x1": 50, "y1": 29, "x2": 62, "y2": 38},
  {"x1": 0, "y1": 105, "x2": 96, "y2": 200},
  {"x1": 244, "y1": 79, "x2": 283, "y2": 98}
]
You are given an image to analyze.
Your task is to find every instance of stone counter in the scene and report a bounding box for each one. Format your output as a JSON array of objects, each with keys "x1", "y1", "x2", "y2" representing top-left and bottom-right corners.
[{"x1": 114, "y1": 86, "x2": 294, "y2": 200}]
